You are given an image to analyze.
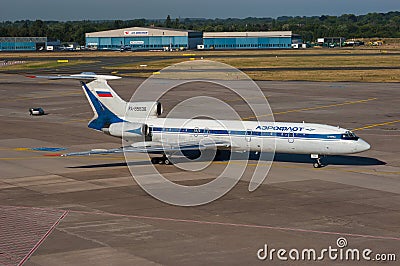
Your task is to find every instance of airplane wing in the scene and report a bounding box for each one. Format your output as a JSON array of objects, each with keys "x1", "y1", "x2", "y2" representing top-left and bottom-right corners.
[{"x1": 61, "y1": 140, "x2": 231, "y2": 157}]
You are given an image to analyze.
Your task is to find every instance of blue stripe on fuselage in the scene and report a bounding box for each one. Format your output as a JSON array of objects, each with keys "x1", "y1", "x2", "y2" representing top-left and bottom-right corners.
[{"x1": 150, "y1": 127, "x2": 342, "y2": 140}]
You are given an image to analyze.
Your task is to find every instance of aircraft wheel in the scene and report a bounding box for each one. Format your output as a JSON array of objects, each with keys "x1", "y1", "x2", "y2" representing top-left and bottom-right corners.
[
  {"x1": 151, "y1": 157, "x2": 172, "y2": 165},
  {"x1": 313, "y1": 162, "x2": 322, "y2": 168}
]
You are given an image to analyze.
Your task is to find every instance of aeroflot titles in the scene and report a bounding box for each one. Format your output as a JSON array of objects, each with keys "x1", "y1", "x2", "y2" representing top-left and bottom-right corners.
[{"x1": 255, "y1": 126, "x2": 312, "y2": 132}]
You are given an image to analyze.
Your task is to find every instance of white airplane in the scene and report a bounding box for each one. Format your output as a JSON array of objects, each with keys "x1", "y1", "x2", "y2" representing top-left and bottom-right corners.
[{"x1": 29, "y1": 73, "x2": 370, "y2": 168}]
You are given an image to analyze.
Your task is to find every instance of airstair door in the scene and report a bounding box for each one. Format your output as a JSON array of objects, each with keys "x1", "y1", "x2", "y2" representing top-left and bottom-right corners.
[
  {"x1": 288, "y1": 131, "x2": 294, "y2": 143},
  {"x1": 245, "y1": 129, "x2": 252, "y2": 142}
]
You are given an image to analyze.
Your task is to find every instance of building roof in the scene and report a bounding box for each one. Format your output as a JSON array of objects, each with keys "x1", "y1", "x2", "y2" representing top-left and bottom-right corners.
[
  {"x1": 203, "y1": 31, "x2": 293, "y2": 38},
  {"x1": 86, "y1": 27, "x2": 198, "y2": 38}
]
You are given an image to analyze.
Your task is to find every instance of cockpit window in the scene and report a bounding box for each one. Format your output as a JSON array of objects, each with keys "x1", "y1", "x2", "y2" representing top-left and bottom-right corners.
[{"x1": 341, "y1": 131, "x2": 359, "y2": 140}]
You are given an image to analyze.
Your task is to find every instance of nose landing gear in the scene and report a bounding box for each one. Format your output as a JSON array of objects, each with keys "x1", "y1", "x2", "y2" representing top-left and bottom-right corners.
[
  {"x1": 313, "y1": 158, "x2": 322, "y2": 168},
  {"x1": 311, "y1": 154, "x2": 324, "y2": 168}
]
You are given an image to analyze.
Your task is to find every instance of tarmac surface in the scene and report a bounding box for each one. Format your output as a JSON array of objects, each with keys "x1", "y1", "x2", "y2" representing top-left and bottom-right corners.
[{"x1": 0, "y1": 73, "x2": 399, "y2": 265}]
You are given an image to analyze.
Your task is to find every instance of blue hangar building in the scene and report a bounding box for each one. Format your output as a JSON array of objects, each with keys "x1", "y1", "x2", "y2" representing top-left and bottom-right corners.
[
  {"x1": 86, "y1": 27, "x2": 301, "y2": 51},
  {"x1": 202, "y1": 31, "x2": 300, "y2": 50},
  {"x1": 85, "y1": 27, "x2": 203, "y2": 51},
  {"x1": 0, "y1": 37, "x2": 47, "y2": 51}
]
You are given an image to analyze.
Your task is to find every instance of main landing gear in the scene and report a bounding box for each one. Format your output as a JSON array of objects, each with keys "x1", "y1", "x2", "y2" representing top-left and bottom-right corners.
[
  {"x1": 311, "y1": 154, "x2": 323, "y2": 168},
  {"x1": 151, "y1": 155, "x2": 172, "y2": 165}
]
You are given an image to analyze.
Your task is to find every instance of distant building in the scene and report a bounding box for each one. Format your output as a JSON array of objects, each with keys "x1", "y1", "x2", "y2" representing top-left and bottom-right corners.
[
  {"x1": 85, "y1": 27, "x2": 203, "y2": 51},
  {"x1": 0, "y1": 37, "x2": 60, "y2": 51},
  {"x1": 202, "y1": 31, "x2": 300, "y2": 50},
  {"x1": 0, "y1": 37, "x2": 45, "y2": 51}
]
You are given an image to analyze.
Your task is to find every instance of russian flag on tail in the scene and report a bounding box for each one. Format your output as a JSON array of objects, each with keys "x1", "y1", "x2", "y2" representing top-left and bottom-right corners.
[{"x1": 96, "y1": 91, "x2": 113, "y2": 97}]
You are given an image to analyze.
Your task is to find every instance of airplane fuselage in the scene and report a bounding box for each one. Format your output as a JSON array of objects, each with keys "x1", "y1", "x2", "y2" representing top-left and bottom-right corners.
[{"x1": 123, "y1": 118, "x2": 371, "y2": 156}]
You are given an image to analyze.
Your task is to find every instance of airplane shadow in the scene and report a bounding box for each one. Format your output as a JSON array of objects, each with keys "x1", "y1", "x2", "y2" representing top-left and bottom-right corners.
[
  {"x1": 68, "y1": 161, "x2": 147, "y2": 169},
  {"x1": 67, "y1": 150, "x2": 385, "y2": 169},
  {"x1": 272, "y1": 153, "x2": 386, "y2": 166},
  {"x1": 221, "y1": 151, "x2": 386, "y2": 166}
]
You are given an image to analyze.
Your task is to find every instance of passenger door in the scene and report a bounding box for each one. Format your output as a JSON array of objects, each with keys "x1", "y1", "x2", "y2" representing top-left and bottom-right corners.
[
  {"x1": 288, "y1": 131, "x2": 294, "y2": 143},
  {"x1": 245, "y1": 129, "x2": 252, "y2": 142}
]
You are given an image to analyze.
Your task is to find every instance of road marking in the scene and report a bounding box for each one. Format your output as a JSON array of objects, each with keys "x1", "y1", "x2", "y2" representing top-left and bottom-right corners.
[
  {"x1": 6, "y1": 206, "x2": 396, "y2": 242},
  {"x1": 62, "y1": 118, "x2": 88, "y2": 124},
  {"x1": 17, "y1": 210, "x2": 69, "y2": 266},
  {"x1": 224, "y1": 96, "x2": 269, "y2": 103},
  {"x1": 0, "y1": 155, "x2": 124, "y2": 161},
  {"x1": 3, "y1": 91, "x2": 81, "y2": 102},
  {"x1": 243, "y1": 98, "x2": 377, "y2": 120},
  {"x1": 213, "y1": 159, "x2": 400, "y2": 176},
  {"x1": 213, "y1": 160, "x2": 271, "y2": 167},
  {"x1": 352, "y1": 119, "x2": 400, "y2": 131}
]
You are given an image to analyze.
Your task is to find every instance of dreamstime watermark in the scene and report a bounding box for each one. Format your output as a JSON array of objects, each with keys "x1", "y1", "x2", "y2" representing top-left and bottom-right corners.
[
  {"x1": 257, "y1": 237, "x2": 397, "y2": 262},
  {"x1": 123, "y1": 60, "x2": 275, "y2": 206}
]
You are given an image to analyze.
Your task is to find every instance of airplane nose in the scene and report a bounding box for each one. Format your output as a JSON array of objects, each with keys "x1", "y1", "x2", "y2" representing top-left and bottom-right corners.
[{"x1": 357, "y1": 139, "x2": 371, "y2": 152}]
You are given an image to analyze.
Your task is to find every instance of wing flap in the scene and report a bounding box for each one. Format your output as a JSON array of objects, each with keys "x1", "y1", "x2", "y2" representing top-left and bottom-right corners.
[{"x1": 61, "y1": 140, "x2": 230, "y2": 157}]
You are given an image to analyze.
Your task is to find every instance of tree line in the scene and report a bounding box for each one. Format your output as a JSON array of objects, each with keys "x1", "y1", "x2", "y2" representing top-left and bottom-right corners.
[{"x1": 0, "y1": 11, "x2": 399, "y2": 45}]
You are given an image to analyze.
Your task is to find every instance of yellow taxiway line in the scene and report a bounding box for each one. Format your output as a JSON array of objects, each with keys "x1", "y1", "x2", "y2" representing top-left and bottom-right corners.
[
  {"x1": 62, "y1": 118, "x2": 89, "y2": 124},
  {"x1": 224, "y1": 96, "x2": 270, "y2": 103},
  {"x1": 4, "y1": 91, "x2": 81, "y2": 102},
  {"x1": 0, "y1": 155, "x2": 124, "y2": 161},
  {"x1": 243, "y1": 97, "x2": 377, "y2": 120},
  {"x1": 352, "y1": 119, "x2": 400, "y2": 131}
]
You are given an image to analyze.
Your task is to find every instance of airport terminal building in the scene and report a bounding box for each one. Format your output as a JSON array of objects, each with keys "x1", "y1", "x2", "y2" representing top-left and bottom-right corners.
[
  {"x1": 202, "y1": 31, "x2": 299, "y2": 50},
  {"x1": 85, "y1": 27, "x2": 203, "y2": 51}
]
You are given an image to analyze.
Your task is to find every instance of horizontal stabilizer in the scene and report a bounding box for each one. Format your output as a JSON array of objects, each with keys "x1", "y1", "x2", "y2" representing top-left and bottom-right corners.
[{"x1": 27, "y1": 72, "x2": 121, "y2": 81}]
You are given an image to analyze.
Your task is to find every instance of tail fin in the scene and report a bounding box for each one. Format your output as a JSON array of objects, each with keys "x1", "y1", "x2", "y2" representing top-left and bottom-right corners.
[
  {"x1": 81, "y1": 80, "x2": 126, "y2": 131},
  {"x1": 27, "y1": 73, "x2": 127, "y2": 131}
]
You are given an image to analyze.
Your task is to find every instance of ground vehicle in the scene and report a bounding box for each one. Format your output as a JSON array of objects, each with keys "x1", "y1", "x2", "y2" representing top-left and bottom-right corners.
[{"x1": 29, "y1": 107, "x2": 45, "y2": 116}]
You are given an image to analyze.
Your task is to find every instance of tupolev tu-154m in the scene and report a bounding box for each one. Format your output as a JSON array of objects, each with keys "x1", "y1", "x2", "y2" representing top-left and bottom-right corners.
[{"x1": 28, "y1": 73, "x2": 370, "y2": 168}]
